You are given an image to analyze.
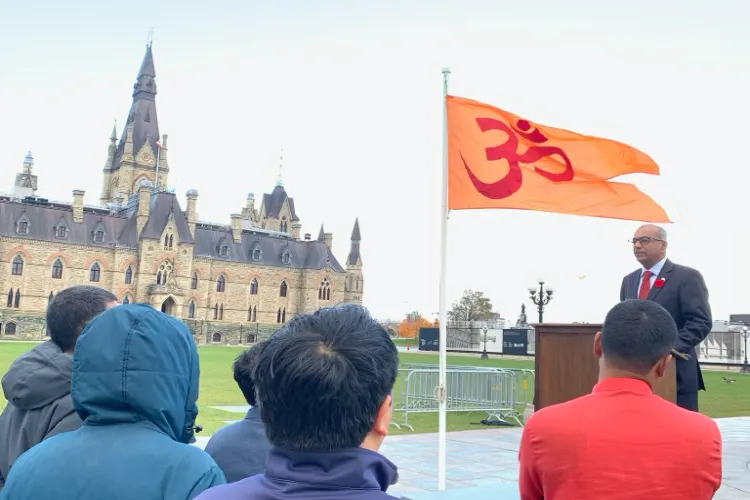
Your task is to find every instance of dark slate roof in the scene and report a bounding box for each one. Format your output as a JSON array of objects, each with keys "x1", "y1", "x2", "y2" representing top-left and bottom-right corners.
[
  {"x1": 117, "y1": 190, "x2": 194, "y2": 244},
  {"x1": 262, "y1": 185, "x2": 299, "y2": 221},
  {"x1": 114, "y1": 44, "x2": 160, "y2": 168},
  {"x1": 193, "y1": 226, "x2": 345, "y2": 272},
  {"x1": 0, "y1": 200, "x2": 129, "y2": 248},
  {"x1": 347, "y1": 219, "x2": 361, "y2": 266}
]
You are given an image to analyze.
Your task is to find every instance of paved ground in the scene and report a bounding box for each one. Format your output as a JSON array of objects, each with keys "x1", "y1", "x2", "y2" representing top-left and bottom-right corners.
[{"x1": 203, "y1": 408, "x2": 750, "y2": 499}]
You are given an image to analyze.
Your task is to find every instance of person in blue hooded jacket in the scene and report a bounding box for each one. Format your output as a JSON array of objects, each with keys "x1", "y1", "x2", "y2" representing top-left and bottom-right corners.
[{"x1": 0, "y1": 303, "x2": 226, "y2": 500}]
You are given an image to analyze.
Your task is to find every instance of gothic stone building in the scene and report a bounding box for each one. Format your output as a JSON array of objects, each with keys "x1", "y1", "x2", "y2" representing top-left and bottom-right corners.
[{"x1": 0, "y1": 44, "x2": 364, "y2": 345}]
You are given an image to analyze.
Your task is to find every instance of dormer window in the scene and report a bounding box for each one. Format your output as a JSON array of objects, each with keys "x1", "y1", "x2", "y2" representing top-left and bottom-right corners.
[
  {"x1": 92, "y1": 222, "x2": 107, "y2": 243},
  {"x1": 55, "y1": 221, "x2": 68, "y2": 239},
  {"x1": 219, "y1": 245, "x2": 228, "y2": 257},
  {"x1": 16, "y1": 216, "x2": 29, "y2": 235},
  {"x1": 281, "y1": 250, "x2": 291, "y2": 265},
  {"x1": 95, "y1": 230, "x2": 104, "y2": 242},
  {"x1": 251, "y1": 244, "x2": 262, "y2": 261}
]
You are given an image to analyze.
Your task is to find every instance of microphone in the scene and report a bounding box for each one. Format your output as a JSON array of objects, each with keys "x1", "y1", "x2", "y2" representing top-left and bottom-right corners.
[{"x1": 193, "y1": 425, "x2": 203, "y2": 433}]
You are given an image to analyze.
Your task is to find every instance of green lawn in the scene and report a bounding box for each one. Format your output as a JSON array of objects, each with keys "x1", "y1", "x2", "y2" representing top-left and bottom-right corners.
[{"x1": 1, "y1": 342, "x2": 749, "y2": 435}]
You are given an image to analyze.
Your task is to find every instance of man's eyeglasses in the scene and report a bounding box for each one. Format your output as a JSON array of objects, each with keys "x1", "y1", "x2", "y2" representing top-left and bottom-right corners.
[{"x1": 630, "y1": 237, "x2": 664, "y2": 245}]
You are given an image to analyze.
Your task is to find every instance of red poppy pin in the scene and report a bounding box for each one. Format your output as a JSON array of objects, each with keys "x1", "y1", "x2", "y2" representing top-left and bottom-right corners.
[{"x1": 654, "y1": 278, "x2": 666, "y2": 288}]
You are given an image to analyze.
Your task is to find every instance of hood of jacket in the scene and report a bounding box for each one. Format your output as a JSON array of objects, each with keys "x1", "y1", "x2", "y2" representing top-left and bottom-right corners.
[
  {"x1": 1, "y1": 340, "x2": 73, "y2": 410},
  {"x1": 266, "y1": 447, "x2": 399, "y2": 491},
  {"x1": 71, "y1": 303, "x2": 200, "y2": 444}
]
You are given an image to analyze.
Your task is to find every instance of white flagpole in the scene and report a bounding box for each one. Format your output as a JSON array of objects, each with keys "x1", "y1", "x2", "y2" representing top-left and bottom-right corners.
[{"x1": 437, "y1": 66, "x2": 451, "y2": 491}]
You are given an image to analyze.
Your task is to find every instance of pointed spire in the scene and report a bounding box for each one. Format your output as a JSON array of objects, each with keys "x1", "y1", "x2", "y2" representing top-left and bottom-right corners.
[
  {"x1": 138, "y1": 42, "x2": 156, "y2": 79},
  {"x1": 110, "y1": 120, "x2": 118, "y2": 141},
  {"x1": 318, "y1": 224, "x2": 325, "y2": 241},
  {"x1": 351, "y1": 218, "x2": 361, "y2": 241},
  {"x1": 275, "y1": 149, "x2": 284, "y2": 187}
]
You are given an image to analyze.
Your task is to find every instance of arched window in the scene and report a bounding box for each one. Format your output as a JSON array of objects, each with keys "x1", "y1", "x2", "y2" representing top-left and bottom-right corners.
[
  {"x1": 219, "y1": 304, "x2": 224, "y2": 320},
  {"x1": 356, "y1": 278, "x2": 360, "y2": 291},
  {"x1": 90, "y1": 263, "x2": 101, "y2": 282},
  {"x1": 250, "y1": 278, "x2": 258, "y2": 295},
  {"x1": 279, "y1": 281, "x2": 288, "y2": 298},
  {"x1": 11, "y1": 255, "x2": 23, "y2": 276},
  {"x1": 319, "y1": 278, "x2": 331, "y2": 301},
  {"x1": 282, "y1": 308, "x2": 286, "y2": 323},
  {"x1": 252, "y1": 306, "x2": 257, "y2": 322},
  {"x1": 6, "y1": 289, "x2": 12, "y2": 308},
  {"x1": 251, "y1": 245, "x2": 262, "y2": 261},
  {"x1": 217, "y1": 275, "x2": 226, "y2": 293},
  {"x1": 156, "y1": 261, "x2": 173, "y2": 286},
  {"x1": 277, "y1": 308, "x2": 282, "y2": 323},
  {"x1": 191, "y1": 272, "x2": 198, "y2": 289},
  {"x1": 168, "y1": 234, "x2": 174, "y2": 249},
  {"x1": 14, "y1": 289, "x2": 20, "y2": 308},
  {"x1": 188, "y1": 301, "x2": 196, "y2": 319},
  {"x1": 48, "y1": 291, "x2": 54, "y2": 304},
  {"x1": 247, "y1": 307, "x2": 253, "y2": 321},
  {"x1": 213, "y1": 303, "x2": 219, "y2": 320},
  {"x1": 52, "y1": 259, "x2": 63, "y2": 279},
  {"x1": 125, "y1": 266, "x2": 133, "y2": 284},
  {"x1": 5, "y1": 323, "x2": 17, "y2": 336},
  {"x1": 282, "y1": 250, "x2": 291, "y2": 265},
  {"x1": 247, "y1": 334, "x2": 256, "y2": 344},
  {"x1": 212, "y1": 332, "x2": 222, "y2": 343},
  {"x1": 280, "y1": 217, "x2": 288, "y2": 233},
  {"x1": 122, "y1": 295, "x2": 130, "y2": 305}
]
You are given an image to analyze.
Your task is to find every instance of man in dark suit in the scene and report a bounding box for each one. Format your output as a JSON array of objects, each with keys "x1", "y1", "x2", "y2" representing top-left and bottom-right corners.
[{"x1": 620, "y1": 224, "x2": 712, "y2": 411}]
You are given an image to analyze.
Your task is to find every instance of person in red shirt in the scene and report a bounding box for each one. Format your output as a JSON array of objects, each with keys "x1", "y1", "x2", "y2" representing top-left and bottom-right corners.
[{"x1": 519, "y1": 299, "x2": 722, "y2": 500}]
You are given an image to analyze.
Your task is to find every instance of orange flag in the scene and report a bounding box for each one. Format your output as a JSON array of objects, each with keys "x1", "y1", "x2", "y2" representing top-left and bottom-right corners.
[{"x1": 447, "y1": 95, "x2": 670, "y2": 222}]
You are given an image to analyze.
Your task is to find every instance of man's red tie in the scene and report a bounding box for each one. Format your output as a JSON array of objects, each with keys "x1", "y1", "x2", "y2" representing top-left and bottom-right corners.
[{"x1": 638, "y1": 270, "x2": 653, "y2": 299}]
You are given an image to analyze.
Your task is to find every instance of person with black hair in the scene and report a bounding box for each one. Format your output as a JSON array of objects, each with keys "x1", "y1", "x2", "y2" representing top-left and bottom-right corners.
[
  {"x1": 196, "y1": 304, "x2": 401, "y2": 500},
  {"x1": 204, "y1": 341, "x2": 272, "y2": 483},
  {"x1": 0, "y1": 304, "x2": 225, "y2": 500},
  {"x1": 0, "y1": 285, "x2": 117, "y2": 491},
  {"x1": 519, "y1": 300, "x2": 722, "y2": 500}
]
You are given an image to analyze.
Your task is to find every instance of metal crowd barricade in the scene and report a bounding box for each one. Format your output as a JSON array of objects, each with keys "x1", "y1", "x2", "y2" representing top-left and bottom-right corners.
[{"x1": 391, "y1": 368, "x2": 523, "y2": 431}]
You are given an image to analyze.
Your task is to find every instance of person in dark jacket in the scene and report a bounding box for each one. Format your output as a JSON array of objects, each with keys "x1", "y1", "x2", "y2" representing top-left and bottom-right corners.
[
  {"x1": 196, "y1": 303, "x2": 401, "y2": 500},
  {"x1": 0, "y1": 304, "x2": 226, "y2": 500},
  {"x1": 0, "y1": 285, "x2": 117, "y2": 491},
  {"x1": 204, "y1": 341, "x2": 272, "y2": 483}
]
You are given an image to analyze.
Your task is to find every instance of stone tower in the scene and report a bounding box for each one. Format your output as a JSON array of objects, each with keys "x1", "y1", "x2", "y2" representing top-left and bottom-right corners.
[
  {"x1": 344, "y1": 218, "x2": 363, "y2": 304},
  {"x1": 12, "y1": 152, "x2": 38, "y2": 198},
  {"x1": 100, "y1": 42, "x2": 169, "y2": 204}
]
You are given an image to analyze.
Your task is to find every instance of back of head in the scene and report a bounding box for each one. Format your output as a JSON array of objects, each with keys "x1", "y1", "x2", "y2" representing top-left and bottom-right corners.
[
  {"x1": 234, "y1": 341, "x2": 267, "y2": 406},
  {"x1": 255, "y1": 304, "x2": 399, "y2": 452},
  {"x1": 46, "y1": 286, "x2": 117, "y2": 352},
  {"x1": 72, "y1": 304, "x2": 200, "y2": 444},
  {"x1": 601, "y1": 299, "x2": 678, "y2": 374}
]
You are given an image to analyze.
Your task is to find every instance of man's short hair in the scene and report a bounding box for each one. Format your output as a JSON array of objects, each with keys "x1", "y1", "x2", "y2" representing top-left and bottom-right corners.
[
  {"x1": 601, "y1": 299, "x2": 678, "y2": 374},
  {"x1": 254, "y1": 304, "x2": 399, "y2": 452},
  {"x1": 46, "y1": 286, "x2": 117, "y2": 351},
  {"x1": 233, "y1": 341, "x2": 267, "y2": 406}
]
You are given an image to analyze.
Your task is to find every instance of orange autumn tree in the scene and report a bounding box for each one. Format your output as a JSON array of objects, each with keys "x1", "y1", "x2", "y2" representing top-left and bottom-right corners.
[{"x1": 398, "y1": 313, "x2": 434, "y2": 339}]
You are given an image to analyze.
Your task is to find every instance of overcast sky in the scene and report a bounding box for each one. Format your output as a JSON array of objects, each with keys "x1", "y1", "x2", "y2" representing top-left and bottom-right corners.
[{"x1": 1, "y1": 0, "x2": 748, "y2": 323}]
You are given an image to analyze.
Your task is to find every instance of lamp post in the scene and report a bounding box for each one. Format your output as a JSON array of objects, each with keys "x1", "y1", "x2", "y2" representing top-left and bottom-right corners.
[
  {"x1": 481, "y1": 326, "x2": 489, "y2": 360},
  {"x1": 741, "y1": 328, "x2": 750, "y2": 374},
  {"x1": 529, "y1": 280, "x2": 554, "y2": 323}
]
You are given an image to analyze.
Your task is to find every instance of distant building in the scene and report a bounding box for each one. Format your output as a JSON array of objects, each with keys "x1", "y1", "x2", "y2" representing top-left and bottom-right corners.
[
  {"x1": 0, "y1": 44, "x2": 363, "y2": 344},
  {"x1": 699, "y1": 320, "x2": 745, "y2": 364}
]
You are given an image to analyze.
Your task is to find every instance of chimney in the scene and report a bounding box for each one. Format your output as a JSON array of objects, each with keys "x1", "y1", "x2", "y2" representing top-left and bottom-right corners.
[
  {"x1": 291, "y1": 222, "x2": 302, "y2": 240},
  {"x1": 323, "y1": 232, "x2": 333, "y2": 250},
  {"x1": 230, "y1": 214, "x2": 243, "y2": 243},
  {"x1": 72, "y1": 190, "x2": 85, "y2": 224},
  {"x1": 304, "y1": 233, "x2": 311, "y2": 241},
  {"x1": 186, "y1": 189, "x2": 198, "y2": 236},
  {"x1": 137, "y1": 181, "x2": 152, "y2": 235}
]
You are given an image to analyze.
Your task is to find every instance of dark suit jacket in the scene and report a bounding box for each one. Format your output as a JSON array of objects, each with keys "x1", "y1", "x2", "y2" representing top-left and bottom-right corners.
[
  {"x1": 204, "y1": 407, "x2": 271, "y2": 483},
  {"x1": 619, "y1": 259, "x2": 712, "y2": 394}
]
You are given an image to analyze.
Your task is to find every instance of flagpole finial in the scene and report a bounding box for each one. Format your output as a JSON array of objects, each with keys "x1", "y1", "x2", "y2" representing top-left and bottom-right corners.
[
  {"x1": 441, "y1": 67, "x2": 451, "y2": 75},
  {"x1": 275, "y1": 149, "x2": 284, "y2": 187},
  {"x1": 147, "y1": 27, "x2": 154, "y2": 48}
]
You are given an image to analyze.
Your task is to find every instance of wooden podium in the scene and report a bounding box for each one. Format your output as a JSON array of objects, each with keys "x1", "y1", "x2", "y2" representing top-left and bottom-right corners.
[{"x1": 533, "y1": 323, "x2": 676, "y2": 411}]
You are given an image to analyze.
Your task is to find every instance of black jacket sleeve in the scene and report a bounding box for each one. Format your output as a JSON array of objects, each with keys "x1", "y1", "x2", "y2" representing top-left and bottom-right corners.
[{"x1": 674, "y1": 268, "x2": 712, "y2": 353}]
